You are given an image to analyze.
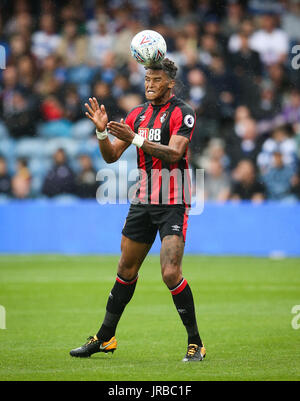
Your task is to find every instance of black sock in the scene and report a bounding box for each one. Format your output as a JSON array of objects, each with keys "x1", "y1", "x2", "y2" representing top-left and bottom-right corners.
[
  {"x1": 170, "y1": 278, "x2": 203, "y2": 347},
  {"x1": 97, "y1": 274, "x2": 138, "y2": 341}
]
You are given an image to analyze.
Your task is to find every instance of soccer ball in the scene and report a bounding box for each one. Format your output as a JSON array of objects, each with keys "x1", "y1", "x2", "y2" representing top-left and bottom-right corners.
[{"x1": 130, "y1": 30, "x2": 167, "y2": 66}]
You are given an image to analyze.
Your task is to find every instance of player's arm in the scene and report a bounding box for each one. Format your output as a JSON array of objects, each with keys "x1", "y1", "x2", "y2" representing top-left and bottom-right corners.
[
  {"x1": 85, "y1": 97, "x2": 130, "y2": 163},
  {"x1": 107, "y1": 120, "x2": 188, "y2": 163},
  {"x1": 107, "y1": 109, "x2": 193, "y2": 163},
  {"x1": 140, "y1": 135, "x2": 188, "y2": 163}
]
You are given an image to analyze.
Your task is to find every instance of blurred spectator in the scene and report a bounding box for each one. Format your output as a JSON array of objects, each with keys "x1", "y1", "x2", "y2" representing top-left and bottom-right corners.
[
  {"x1": 267, "y1": 63, "x2": 290, "y2": 99},
  {"x1": 235, "y1": 104, "x2": 251, "y2": 122},
  {"x1": 198, "y1": 34, "x2": 223, "y2": 67},
  {"x1": 146, "y1": 0, "x2": 173, "y2": 27},
  {"x1": 228, "y1": 18, "x2": 255, "y2": 53},
  {"x1": 247, "y1": 0, "x2": 283, "y2": 15},
  {"x1": 252, "y1": 80, "x2": 281, "y2": 121},
  {"x1": 183, "y1": 21, "x2": 200, "y2": 50},
  {"x1": 171, "y1": 32, "x2": 195, "y2": 69},
  {"x1": 95, "y1": 51, "x2": 117, "y2": 85},
  {"x1": 230, "y1": 32, "x2": 262, "y2": 79},
  {"x1": 195, "y1": 138, "x2": 230, "y2": 170},
  {"x1": 249, "y1": 12, "x2": 289, "y2": 66},
  {"x1": 281, "y1": 89, "x2": 300, "y2": 126},
  {"x1": 75, "y1": 154, "x2": 98, "y2": 198},
  {"x1": 36, "y1": 54, "x2": 65, "y2": 96},
  {"x1": 93, "y1": 80, "x2": 118, "y2": 121},
  {"x1": 0, "y1": 156, "x2": 11, "y2": 196},
  {"x1": 0, "y1": 65, "x2": 20, "y2": 115},
  {"x1": 118, "y1": 93, "x2": 143, "y2": 117},
  {"x1": 88, "y1": 17, "x2": 114, "y2": 67},
  {"x1": 13, "y1": 11, "x2": 33, "y2": 41},
  {"x1": 42, "y1": 148, "x2": 76, "y2": 197},
  {"x1": 195, "y1": 0, "x2": 212, "y2": 22},
  {"x1": 226, "y1": 117, "x2": 263, "y2": 168},
  {"x1": 113, "y1": 16, "x2": 143, "y2": 66},
  {"x1": 112, "y1": 74, "x2": 133, "y2": 98},
  {"x1": 11, "y1": 158, "x2": 31, "y2": 199},
  {"x1": 261, "y1": 151, "x2": 296, "y2": 201},
  {"x1": 172, "y1": 0, "x2": 197, "y2": 28},
  {"x1": 186, "y1": 68, "x2": 218, "y2": 115},
  {"x1": 257, "y1": 126, "x2": 298, "y2": 173},
  {"x1": 8, "y1": 33, "x2": 31, "y2": 64},
  {"x1": 41, "y1": 95, "x2": 65, "y2": 122},
  {"x1": 31, "y1": 14, "x2": 61, "y2": 62},
  {"x1": 64, "y1": 86, "x2": 82, "y2": 122},
  {"x1": 16, "y1": 54, "x2": 38, "y2": 91},
  {"x1": 56, "y1": 19, "x2": 88, "y2": 67},
  {"x1": 291, "y1": 169, "x2": 300, "y2": 200},
  {"x1": 86, "y1": 4, "x2": 111, "y2": 35},
  {"x1": 4, "y1": 4, "x2": 33, "y2": 39},
  {"x1": 294, "y1": 122, "x2": 300, "y2": 156},
  {"x1": 231, "y1": 159, "x2": 265, "y2": 202},
  {"x1": 4, "y1": 89, "x2": 38, "y2": 138},
  {"x1": 60, "y1": 2, "x2": 85, "y2": 27},
  {"x1": 223, "y1": 104, "x2": 251, "y2": 143},
  {"x1": 127, "y1": 58, "x2": 145, "y2": 93},
  {"x1": 281, "y1": 0, "x2": 300, "y2": 41},
  {"x1": 202, "y1": 15, "x2": 226, "y2": 47},
  {"x1": 221, "y1": 1, "x2": 245, "y2": 38},
  {"x1": 207, "y1": 53, "x2": 239, "y2": 120},
  {"x1": 204, "y1": 158, "x2": 231, "y2": 202}
]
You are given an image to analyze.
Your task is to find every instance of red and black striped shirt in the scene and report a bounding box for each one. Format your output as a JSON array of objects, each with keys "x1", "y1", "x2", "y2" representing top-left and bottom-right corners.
[{"x1": 125, "y1": 95, "x2": 195, "y2": 206}]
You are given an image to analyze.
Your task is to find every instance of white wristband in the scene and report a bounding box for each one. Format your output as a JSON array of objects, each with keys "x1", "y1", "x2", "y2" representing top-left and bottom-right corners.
[
  {"x1": 132, "y1": 134, "x2": 145, "y2": 148},
  {"x1": 96, "y1": 128, "x2": 108, "y2": 140}
]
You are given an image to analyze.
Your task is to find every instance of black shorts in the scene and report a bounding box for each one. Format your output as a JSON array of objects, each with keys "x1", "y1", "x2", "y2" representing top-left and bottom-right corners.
[{"x1": 122, "y1": 204, "x2": 189, "y2": 244}]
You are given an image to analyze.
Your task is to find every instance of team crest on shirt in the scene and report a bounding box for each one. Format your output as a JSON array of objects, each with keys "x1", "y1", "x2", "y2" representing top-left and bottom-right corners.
[
  {"x1": 160, "y1": 111, "x2": 169, "y2": 124},
  {"x1": 184, "y1": 114, "x2": 195, "y2": 128}
]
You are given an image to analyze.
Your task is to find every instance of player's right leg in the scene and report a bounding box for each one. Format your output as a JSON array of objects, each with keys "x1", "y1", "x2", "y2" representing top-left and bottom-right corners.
[
  {"x1": 69, "y1": 236, "x2": 151, "y2": 358},
  {"x1": 160, "y1": 234, "x2": 205, "y2": 362}
]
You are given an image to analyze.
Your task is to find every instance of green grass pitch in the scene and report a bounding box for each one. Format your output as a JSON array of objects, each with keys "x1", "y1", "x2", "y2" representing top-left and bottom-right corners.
[{"x1": 0, "y1": 255, "x2": 300, "y2": 381}]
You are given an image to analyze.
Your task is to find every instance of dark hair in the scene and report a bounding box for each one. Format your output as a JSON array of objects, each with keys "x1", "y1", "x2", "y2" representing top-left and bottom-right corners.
[
  {"x1": 17, "y1": 158, "x2": 28, "y2": 167},
  {"x1": 145, "y1": 58, "x2": 178, "y2": 79},
  {"x1": 272, "y1": 125, "x2": 290, "y2": 136}
]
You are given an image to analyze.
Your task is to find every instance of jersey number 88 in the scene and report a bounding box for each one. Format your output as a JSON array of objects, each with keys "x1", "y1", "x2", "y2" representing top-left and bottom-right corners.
[{"x1": 148, "y1": 128, "x2": 161, "y2": 142}]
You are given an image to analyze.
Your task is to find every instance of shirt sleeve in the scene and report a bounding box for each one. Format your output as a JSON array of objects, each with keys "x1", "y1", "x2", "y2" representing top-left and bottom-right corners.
[{"x1": 170, "y1": 105, "x2": 196, "y2": 142}]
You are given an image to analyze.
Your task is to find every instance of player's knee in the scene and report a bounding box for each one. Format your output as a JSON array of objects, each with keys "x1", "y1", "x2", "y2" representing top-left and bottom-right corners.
[
  {"x1": 117, "y1": 259, "x2": 139, "y2": 281},
  {"x1": 161, "y1": 265, "x2": 181, "y2": 288}
]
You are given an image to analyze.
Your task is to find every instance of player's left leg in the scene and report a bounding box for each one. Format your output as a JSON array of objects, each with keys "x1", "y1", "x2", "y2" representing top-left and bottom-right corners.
[
  {"x1": 96, "y1": 235, "x2": 152, "y2": 343},
  {"x1": 160, "y1": 235, "x2": 206, "y2": 362}
]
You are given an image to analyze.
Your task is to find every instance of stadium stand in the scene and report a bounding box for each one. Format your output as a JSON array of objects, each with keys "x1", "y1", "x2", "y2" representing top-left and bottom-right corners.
[{"x1": 0, "y1": 0, "x2": 300, "y2": 202}]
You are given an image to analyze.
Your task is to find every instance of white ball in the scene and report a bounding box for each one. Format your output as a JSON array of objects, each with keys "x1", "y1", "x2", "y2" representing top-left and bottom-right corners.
[{"x1": 130, "y1": 30, "x2": 167, "y2": 66}]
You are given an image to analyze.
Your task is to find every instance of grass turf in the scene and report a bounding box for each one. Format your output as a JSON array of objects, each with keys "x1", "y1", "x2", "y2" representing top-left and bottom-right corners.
[{"x1": 0, "y1": 255, "x2": 299, "y2": 381}]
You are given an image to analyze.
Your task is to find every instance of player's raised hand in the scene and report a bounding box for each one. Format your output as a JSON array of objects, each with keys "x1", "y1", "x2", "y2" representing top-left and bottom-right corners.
[
  {"x1": 85, "y1": 97, "x2": 108, "y2": 132},
  {"x1": 107, "y1": 119, "x2": 135, "y2": 143}
]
